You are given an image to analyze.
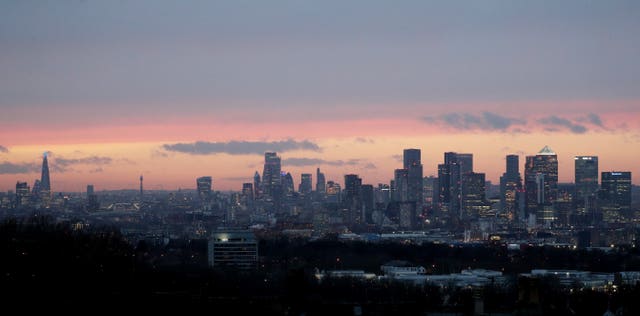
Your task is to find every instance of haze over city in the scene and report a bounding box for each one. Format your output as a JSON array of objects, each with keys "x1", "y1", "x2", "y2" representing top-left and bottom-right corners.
[{"x1": 1, "y1": 0, "x2": 639, "y2": 192}]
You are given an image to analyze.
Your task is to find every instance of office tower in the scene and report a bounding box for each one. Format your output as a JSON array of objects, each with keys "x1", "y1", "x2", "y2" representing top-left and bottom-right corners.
[
  {"x1": 253, "y1": 171, "x2": 261, "y2": 199},
  {"x1": 242, "y1": 183, "x2": 254, "y2": 204},
  {"x1": 600, "y1": 172, "x2": 632, "y2": 222},
  {"x1": 299, "y1": 173, "x2": 312, "y2": 195},
  {"x1": 394, "y1": 169, "x2": 409, "y2": 202},
  {"x1": 456, "y1": 153, "x2": 473, "y2": 175},
  {"x1": 500, "y1": 154, "x2": 522, "y2": 219},
  {"x1": 376, "y1": 183, "x2": 391, "y2": 205},
  {"x1": 326, "y1": 181, "x2": 341, "y2": 203},
  {"x1": 361, "y1": 184, "x2": 374, "y2": 224},
  {"x1": 344, "y1": 174, "x2": 362, "y2": 204},
  {"x1": 423, "y1": 176, "x2": 438, "y2": 208},
  {"x1": 197, "y1": 176, "x2": 213, "y2": 200},
  {"x1": 39, "y1": 153, "x2": 51, "y2": 202},
  {"x1": 438, "y1": 152, "x2": 473, "y2": 218},
  {"x1": 524, "y1": 146, "x2": 558, "y2": 224},
  {"x1": 575, "y1": 156, "x2": 598, "y2": 214},
  {"x1": 262, "y1": 152, "x2": 282, "y2": 201},
  {"x1": 316, "y1": 168, "x2": 326, "y2": 194},
  {"x1": 87, "y1": 184, "x2": 99, "y2": 211},
  {"x1": 343, "y1": 174, "x2": 362, "y2": 224},
  {"x1": 461, "y1": 172, "x2": 486, "y2": 218},
  {"x1": 15, "y1": 181, "x2": 30, "y2": 207},
  {"x1": 283, "y1": 172, "x2": 294, "y2": 195},
  {"x1": 403, "y1": 149, "x2": 423, "y2": 210}
]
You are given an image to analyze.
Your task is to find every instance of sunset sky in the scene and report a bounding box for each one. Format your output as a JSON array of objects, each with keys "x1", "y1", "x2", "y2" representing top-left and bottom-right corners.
[{"x1": 1, "y1": 1, "x2": 639, "y2": 192}]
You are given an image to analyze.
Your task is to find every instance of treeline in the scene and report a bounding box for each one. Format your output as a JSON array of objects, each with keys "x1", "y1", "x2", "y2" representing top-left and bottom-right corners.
[
  {"x1": 258, "y1": 236, "x2": 640, "y2": 274},
  {"x1": 2, "y1": 216, "x2": 640, "y2": 315}
]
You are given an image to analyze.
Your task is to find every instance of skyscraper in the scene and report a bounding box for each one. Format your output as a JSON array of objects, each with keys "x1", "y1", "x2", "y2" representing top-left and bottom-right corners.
[
  {"x1": 500, "y1": 154, "x2": 522, "y2": 219},
  {"x1": 197, "y1": 176, "x2": 213, "y2": 200},
  {"x1": 394, "y1": 168, "x2": 409, "y2": 202},
  {"x1": 15, "y1": 181, "x2": 30, "y2": 207},
  {"x1": 438, "y1": 152, "x2": 473, "y2": 218},
  {"x1": 40, "y1": 152, "x2": 51, "y2": 202},
  {"x1": 600, "y1": 171, "x2": 631, "y2": 210},
  {"x1": 262, "y1": 152, "x2": 282, "y2": 201},
  {"x1": 524, "y1": 146, "x2": 558, "y2": 224},
  {"x1": 283, "y1": 172, "x2": 295, "y2": 195},
  {"x1": 299, "y1": 173, "x2": 312, "y2": 195},
  {"x1": 403, "y1": 149, "x2": 423, "y2": 210},
  {"x1": 316, "y1": 168, "x2": 326, "y2": 194},
  {"x1": 253, "y1": 171, "x2": 261, "y2": 199},
  {"x1": 574, "y1": 156, "x2": 598, "y2": 214},
  {"x1": 461, "y1": 172, "x2": 486, "y2": 219}
]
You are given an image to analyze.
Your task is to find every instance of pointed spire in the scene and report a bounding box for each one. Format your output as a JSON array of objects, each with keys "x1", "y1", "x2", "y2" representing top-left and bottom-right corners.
[{"x1": 537, "y1": 145, "x2": 556, "y2": 155}]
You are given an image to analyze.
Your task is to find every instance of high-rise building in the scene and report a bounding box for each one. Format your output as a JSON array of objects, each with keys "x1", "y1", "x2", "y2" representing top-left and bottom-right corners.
[
  {"x1": 438, "y1": 152, "x2": 473, "y2": 218},
  {"x1": 344, "y1": 174, "x2": 362, "y2": 204},
  {"x1": 524, "y1": 146, "x2": 558, "y2": 224},
  {"x1": 423, "y1": 176, "x2": 438, "y2": 208},
  {"x1": 40, "y1": 152, "x2": 51, "y2": 203},
  {"x1": 87, "y1": 184, "x2": 99, "y2": 211},
  {"x1": 262, "y1": 152, "x2": 282, "y2": 201},
  {"x1": 15, "y1": 181, "x2": 30, "y2": 207},
  {"x1": 326, "y1": 181, "x2": 341, "y2": 203},
  {"x1": 461, "y1": 172, "x2": 486, "y2": 218},
  {"x1": 299, "y1": 173, "x2": 312, "y2": 195},
  {"x1": 242, "y1": 183, "x2": 254, "y2": 203},
  {"x1": 403, "y1": 149, "x2": 423, "y2": 210},
  {"x1": 361, "y1": 184, "x2": 374, "y2": 224},
  {"x1": 197, "y1": 176, "x2": 213, "y2": 200},
  {"x1": 600, "y1": 171, "x2": 631, "y2": 211},
  {"x1": 574, "y1": 156, "x2": 598, "y2": 214},
  {"x1": 283, "y1": 172, "x2": 294, "y2": 195},
  {"x1": 376, "y1": 183, "x2": 391, "y2": 205},
  {"x1": 500, "y1": 154, "x2": 522, "y2": 219},
  {"x1": 316, "y1": 168, "x2": 326, "y2": 194},
  {"x1": 253, "y1": 171, "x2": 261, "y2": 199},
  {"x1": 393, "y1": 168, "x2": 409, "y2": 202}
]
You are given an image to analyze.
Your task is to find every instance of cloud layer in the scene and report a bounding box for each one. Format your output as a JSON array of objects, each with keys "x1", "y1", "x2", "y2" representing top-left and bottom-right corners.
[
  {"x1": 283, "y1": 157, "x2": 361, "y2": 167},
  {"x1": 423, "y1": 112, "x2": 525, "y2": 131},
  {"x1": 538, "y1": 116, "x2": 587, "y2": 134},
  {"x1": 0, "y1": 162, "x2": 39, "y2": 174},
  {"x1": 424, "y1": 111, "x2": 609, "y2": 134},
  {"x1": 0, "y1": 145, "x2": 8, "y2": 153},
  {"x1": 162, "y1": 140, "x2": 321, "y2": 155}
]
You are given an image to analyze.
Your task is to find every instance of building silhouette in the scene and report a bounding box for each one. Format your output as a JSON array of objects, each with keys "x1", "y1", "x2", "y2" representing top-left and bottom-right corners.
[
  {"x1": 525, "y1": 146, "x2": 558, "y2": 224},
  {"x1": 600, "y1": 171, "x2": 631, "y2": 222},
  {"x1": 574, "y1": 156, "x2": 598, "y2": 215},
  {"x1": 403, "y1": 149, "x2": 423, "y2": 211},
  {"x1": 500, "y1": 154, "x2": 522, "y2": 220},
  {"x1": 299, "y1": 173, "x2": 312, "y2": 195},
  {"x1": 40, "y1": 152, "x2": 51, "y2": 204},
  {"x1": 197, "y1": 176, "x2": 213, "y2": 201},
  {"x1": 261, "y1": 152, "x2": 282, "y2": 202},
  {"x1": 316, "y1": 168, "x2": 326, "y2": 194}
]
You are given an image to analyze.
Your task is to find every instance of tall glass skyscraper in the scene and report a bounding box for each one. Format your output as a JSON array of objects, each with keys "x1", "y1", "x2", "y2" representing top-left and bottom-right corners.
[
  {"x1": 262, "y1": 152, "x2": 282, "y2": 201},
  {"x1": 574, "y1": 156, "x2": 598, "y2": 213},
  {"x1": 403, "y1": 149, "x2": 423, "y2": 210},
  {"x1": 525, "y1": 146, "x2": 558, "y2": 224},
  {"x1": 40, "y1": 152, "x2": 51, "y2": 193},
  {"x1": 500, "y1": 154, "x2": 522, "y2": 219}
]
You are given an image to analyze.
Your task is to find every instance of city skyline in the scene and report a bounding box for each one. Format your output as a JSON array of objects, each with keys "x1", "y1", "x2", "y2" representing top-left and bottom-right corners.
[{"x1": 1, "y1": 1, "x2": 640, "y2": 191}]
